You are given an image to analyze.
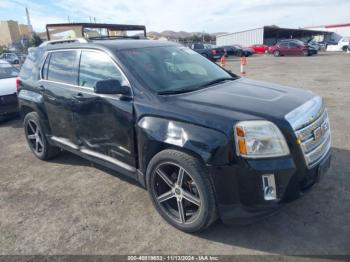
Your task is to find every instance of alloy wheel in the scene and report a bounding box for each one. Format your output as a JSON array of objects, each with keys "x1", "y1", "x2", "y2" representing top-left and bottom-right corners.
[
  {"x1": 153, "y1": 162, "x2": 202, "y2": 224},
  {"x1": 26, "y1": 119, "x2": 44, "y2": 154}
]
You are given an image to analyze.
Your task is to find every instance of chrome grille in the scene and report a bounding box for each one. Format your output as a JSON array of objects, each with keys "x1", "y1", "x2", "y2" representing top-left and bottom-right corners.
[
  {"x1": 295, "y1": 109, "x2": 331, "y2": 168},
  {"x1": 285, "y1": 96, "x2": 331, "y2": 169}
]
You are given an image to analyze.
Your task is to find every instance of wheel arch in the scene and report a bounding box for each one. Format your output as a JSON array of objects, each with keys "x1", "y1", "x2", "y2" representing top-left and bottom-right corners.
[
  {"x1": 18, "y1": 91, "x2": 52, "y2": 136},
  {"x1": 136, "y1": 116, "x2": 230, "y2": 175}
]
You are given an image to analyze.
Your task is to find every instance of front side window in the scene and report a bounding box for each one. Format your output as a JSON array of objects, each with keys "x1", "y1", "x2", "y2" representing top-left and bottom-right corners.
[
  {"x1": 117, "y1": 46, "x2": 236, "y2": 94},
  {"x1": 79, "y1": 51, "x2": 127, "y2": 88},
  {"x1": 47, "y1": 50, "x2": 79, "y2": 85},
  {"x1": 279, "y1": 43, "x2": 288, "y2": 48}
]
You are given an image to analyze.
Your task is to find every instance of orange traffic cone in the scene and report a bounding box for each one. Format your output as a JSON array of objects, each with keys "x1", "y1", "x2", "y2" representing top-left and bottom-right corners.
[
  {"x1": 220, "y1": 56, "x2": 226, "y2": 67},
  {"x1": 240, "y1": 56, "x2": 247, "y2": 75}
]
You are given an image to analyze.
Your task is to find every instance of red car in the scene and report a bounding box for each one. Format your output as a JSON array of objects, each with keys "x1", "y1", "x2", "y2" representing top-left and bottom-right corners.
[
  {"x1": 268, "y1": 41, "x2": 316, "y2": 56},
  {"x1": 249, "y1": 44, "x2": 269, "y2": 54}
]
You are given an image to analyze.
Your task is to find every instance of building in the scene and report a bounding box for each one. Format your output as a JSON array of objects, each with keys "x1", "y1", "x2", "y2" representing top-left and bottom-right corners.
[
  {"x1": 0, "y1": 20, "x2": 21, "y2": 46},
  {"x1": 19, "y1": 24, "x2": 32, "y2": 38},
  {"x1": 304, "y1": 23, "x2": 350, "y2": 42},
  {"x1": 216, "y1": 26, "x2": 330, "y2": 47},
  {"x1": 0, "y1": 20, "x2": 32, "y2": 47}
]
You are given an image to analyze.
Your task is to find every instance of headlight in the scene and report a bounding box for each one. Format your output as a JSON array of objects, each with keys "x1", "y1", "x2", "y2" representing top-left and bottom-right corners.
[{"x1": 234, "y1": 120, "x2": 290, "y2": 158}]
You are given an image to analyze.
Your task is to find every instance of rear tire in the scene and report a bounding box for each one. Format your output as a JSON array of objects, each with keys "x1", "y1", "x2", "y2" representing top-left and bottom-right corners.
[
  {"x1": 146, "y1": 149, "x2": 217, "y2": 233},
  {"x1": 303, "y1": 50, "x2": 309, "y2": 56},
  {"x1": 24, "y1": 112, "x2": 59, "y2": 160}
]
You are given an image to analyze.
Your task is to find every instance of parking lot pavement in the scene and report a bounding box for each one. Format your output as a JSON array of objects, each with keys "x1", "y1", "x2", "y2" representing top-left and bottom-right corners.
[{"x1": 0, "y1": 52, "x2": 349, "y2": 256}]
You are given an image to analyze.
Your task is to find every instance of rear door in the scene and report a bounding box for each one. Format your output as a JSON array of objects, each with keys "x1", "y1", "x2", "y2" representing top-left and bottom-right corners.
[
  {"x1": 72, "y1": 50, "x2": 136, "y2": 169},
  {"x1": 288, "y1": 42, "x2": 301, "y2": 55},
  {"x1": 41, "y1": 50, "x2": 80, "y2": 146}
]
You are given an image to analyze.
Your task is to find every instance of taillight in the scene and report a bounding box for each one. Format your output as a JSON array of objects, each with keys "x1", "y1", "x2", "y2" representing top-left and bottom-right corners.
[
  {"x1": 16, "y1": 78, "x2": 20, "y2": 92},
  {"x1": 211, "y1": 49, "x2": 217, "y2": 55}
]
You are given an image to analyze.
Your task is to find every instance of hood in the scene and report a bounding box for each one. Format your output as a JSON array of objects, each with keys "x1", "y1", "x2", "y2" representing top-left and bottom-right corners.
[
  {"x1": 161, "y1": 78, "x2": 315, "y2": 134},
  {"x1": 0, "y1": 77, "x2": 17, "y2": 96}
]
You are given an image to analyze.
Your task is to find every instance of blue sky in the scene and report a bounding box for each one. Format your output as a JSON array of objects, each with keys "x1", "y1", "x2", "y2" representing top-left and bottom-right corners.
[{"x1": 1, "y1": 0, "x2": 350, "y2": 33}]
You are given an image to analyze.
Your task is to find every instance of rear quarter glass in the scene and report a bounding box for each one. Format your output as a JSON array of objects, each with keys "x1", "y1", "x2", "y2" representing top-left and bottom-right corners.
[{"x1": 19, "y1": 48, "x2": 45, "y2": 83}]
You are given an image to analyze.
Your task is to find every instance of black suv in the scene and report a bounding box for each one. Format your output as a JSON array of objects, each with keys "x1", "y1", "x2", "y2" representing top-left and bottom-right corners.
[{"x1": 18, "y1": 38, "x2": 331, "y2": 232}]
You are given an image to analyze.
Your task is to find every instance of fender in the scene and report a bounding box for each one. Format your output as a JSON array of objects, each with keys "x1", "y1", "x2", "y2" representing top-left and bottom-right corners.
[
  {"x1": 136, "y1": 116, "x2": 231, "y2": 174},
  {"x1": 17, "y1": 89, "x2": 52, "y2": 136}
]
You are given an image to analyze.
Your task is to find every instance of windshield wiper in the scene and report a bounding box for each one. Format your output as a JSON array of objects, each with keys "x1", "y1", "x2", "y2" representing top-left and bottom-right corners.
[
  {"x1": 198, "y1": 77, "x2": 235, "y2": 88},
  {"x1": 158, "y1": 77, "x2": 236, "y2": 95},
  {"x1": 158, "y1": 88, "x2": 200, "y2": 95}
]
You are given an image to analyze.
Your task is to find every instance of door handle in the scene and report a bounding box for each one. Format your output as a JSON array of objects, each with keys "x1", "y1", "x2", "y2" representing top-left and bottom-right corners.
[
  {"x1": 73, "y1": 93, "x2": 85, "y2": 101},
  {"x1": 37, "y1": 85, "x2": 45, "y2": 92}
]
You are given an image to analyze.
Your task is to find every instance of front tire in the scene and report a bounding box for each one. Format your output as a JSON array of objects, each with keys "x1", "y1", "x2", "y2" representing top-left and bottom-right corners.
[
  {"x1": 146, "y1": 149, "x2": 217, "y2": 233},
  {"x1": 273, "y1": 50, "x2": 280, "y2": 57},
  {"x1": 24, "y1": 112, "x2": 59, "y2": 160}
]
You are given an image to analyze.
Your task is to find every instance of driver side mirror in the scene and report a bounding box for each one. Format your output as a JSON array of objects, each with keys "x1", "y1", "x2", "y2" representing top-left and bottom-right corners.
[{"x1": 94, "y1": 79, "x2": 130, "y2": 95}]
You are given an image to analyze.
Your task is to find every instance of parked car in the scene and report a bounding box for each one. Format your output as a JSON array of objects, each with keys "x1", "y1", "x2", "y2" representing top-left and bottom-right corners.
[
  {"x1": 326, "y1": 37, "x2": 350, "y2": 52},
  {"x1": 307, "y1": 40, "x2": 321, "y2": 51},
  {"x1": 249, "y1": 44, "x2": 269, "y2": 54},
  {"x1": 18, "y1": 39, "x2": 331, "y2": 233},
  {"x1": 269, "y1": 41, "x2": 317, "y2": 56},
  {"x1": 190, "y1": 43, "x2": 225, "y2": 61},
  {"x1": 0, "y1": 52, "x2": 20, "y2": 64},
  {"x1": 0, "y1": 60, "x2": 19, "y2": 120},
  {"x1": 221, "y1": 45, "x2": 253, "y2": 57}
]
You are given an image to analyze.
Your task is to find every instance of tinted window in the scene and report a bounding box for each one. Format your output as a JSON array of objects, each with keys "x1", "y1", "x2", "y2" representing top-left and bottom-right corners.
[
  {"x1": 79, "y1": 51, "x2": 126, "y2": 88},
  {"x1": 279, "y1": 43, "x2": 288, "y2": 47},
  {"x1": 193, "y1": 43, "x2": 204, "y2": 49},
  {"x1": 289, "y1": 42, "x2": 298, "y2": 47},
  {"x1": 47, "y1": 51, "x2": 79, "y2": 85}
]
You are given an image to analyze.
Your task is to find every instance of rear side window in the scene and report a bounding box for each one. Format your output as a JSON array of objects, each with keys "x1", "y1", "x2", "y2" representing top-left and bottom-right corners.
[
  {"x1": 78, "y1": 51, "x2": 126, "y2": 88},
  {"x1": 47, "y1": 51, "x2": 79, "y2": 85}
]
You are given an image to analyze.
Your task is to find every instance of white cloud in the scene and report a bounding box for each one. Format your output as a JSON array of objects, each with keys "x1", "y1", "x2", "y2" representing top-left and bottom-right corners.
[
  {"x1": 4, "y1": 0, "x2": 350, "y2": 33},
  {"x1": 53, "y1": 0, "x2": 350, "y2": 32}
]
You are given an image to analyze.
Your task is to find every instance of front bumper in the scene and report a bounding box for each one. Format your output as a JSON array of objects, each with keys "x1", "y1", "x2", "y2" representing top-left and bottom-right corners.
[
  {"x1": 210, "y1": 150, "x2": 331, "y2": 225},
  {"x1": 0, "y1": 93, "x2": 19, "y2": 120}
]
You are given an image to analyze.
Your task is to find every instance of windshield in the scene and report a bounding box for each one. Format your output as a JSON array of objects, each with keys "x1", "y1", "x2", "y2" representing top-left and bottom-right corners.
[
  {"x1": 117, "y1": 46, "x2": 236, "y2": 94},
  {"x1": 0, "y1": 64, "x2": 18, "y2": 79}
]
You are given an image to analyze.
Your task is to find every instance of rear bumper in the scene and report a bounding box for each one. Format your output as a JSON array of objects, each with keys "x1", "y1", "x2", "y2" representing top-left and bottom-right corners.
[
  {"x1": 0, "y1": 94, "x2": 19, "y2": 120},
  {"x1": 210, "y1": 151, "x2": 331, "y2": 225}
]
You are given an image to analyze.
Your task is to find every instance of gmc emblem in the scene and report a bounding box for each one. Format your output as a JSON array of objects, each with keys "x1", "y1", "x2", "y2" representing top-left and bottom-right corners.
[{"x1": 313, "y1": 121, "x2": 329, "y2": 141}]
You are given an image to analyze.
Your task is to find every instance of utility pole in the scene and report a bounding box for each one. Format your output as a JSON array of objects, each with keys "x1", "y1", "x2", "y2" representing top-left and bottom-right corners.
[{"x1": 25, "y1": 7, "x2": 33, "y2": 33}]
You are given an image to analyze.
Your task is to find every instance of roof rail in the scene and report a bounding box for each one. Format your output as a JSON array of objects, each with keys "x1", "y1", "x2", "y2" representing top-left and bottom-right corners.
[{"x1": 39, "y1": 38, "x2": 89, "y2": 47}]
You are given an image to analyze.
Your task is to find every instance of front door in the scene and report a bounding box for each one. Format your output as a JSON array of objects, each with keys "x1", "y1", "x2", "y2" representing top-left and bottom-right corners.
[
  {"x1": 278, "y1": 42, "x2": 290, "y2": 55},
  {"x1": 41, "y1": 50, "x2": 81, "y2": 146},
  {"x1": 72, "y1": 50, "x2": 136, "y2": 169}
]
